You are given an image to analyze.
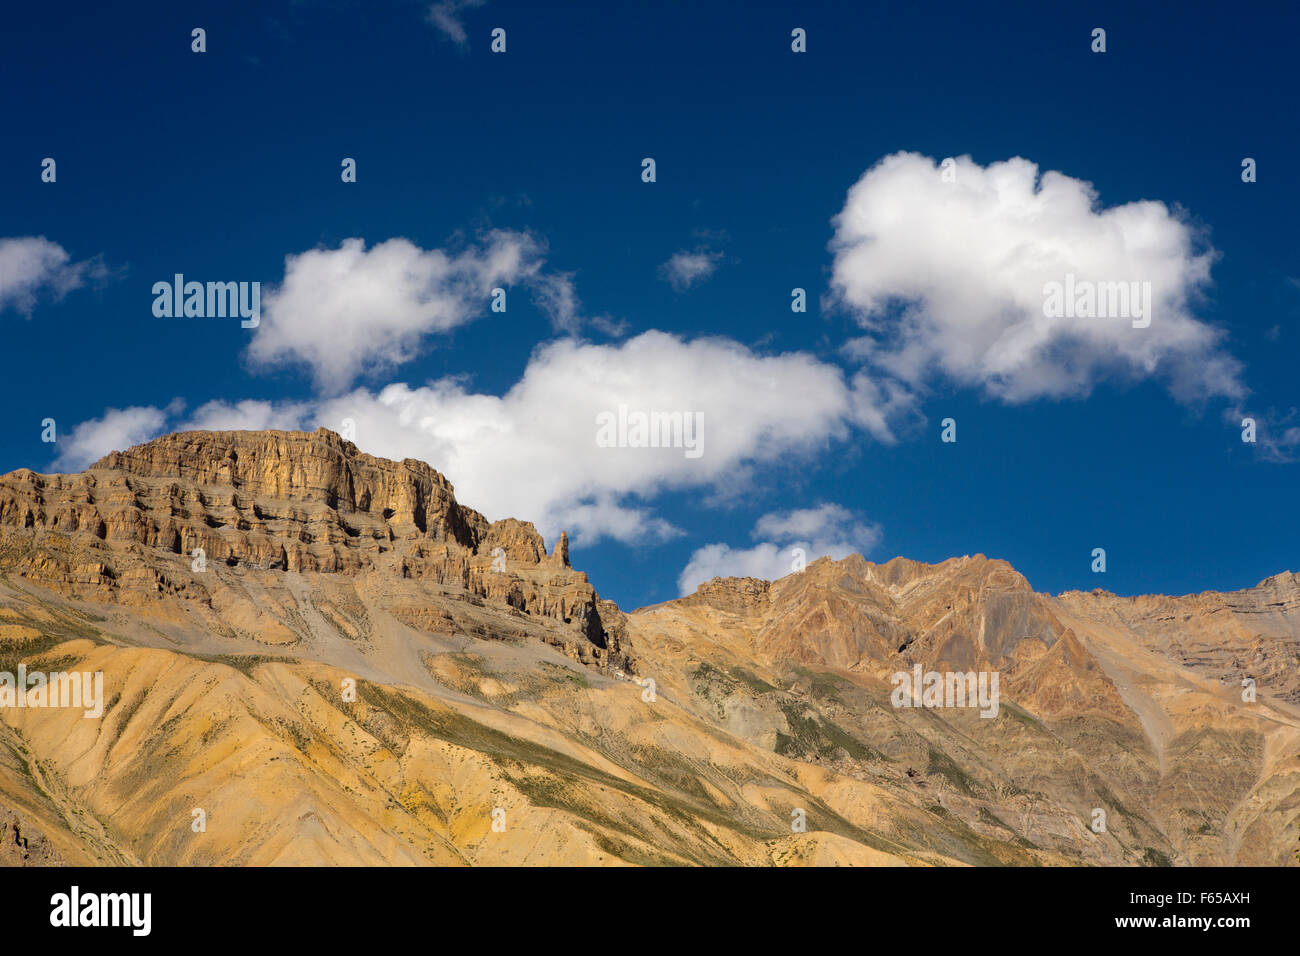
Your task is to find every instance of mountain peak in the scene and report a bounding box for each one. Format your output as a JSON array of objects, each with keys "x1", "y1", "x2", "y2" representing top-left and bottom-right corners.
[{"x1": 0, "y1": 428, "x2": 626, "y2": 669}]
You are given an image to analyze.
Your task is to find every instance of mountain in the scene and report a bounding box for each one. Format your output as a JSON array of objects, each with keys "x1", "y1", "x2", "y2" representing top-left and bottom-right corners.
[{"x1": 0, "y1": 429, "x2": 1295, "y2": 866}]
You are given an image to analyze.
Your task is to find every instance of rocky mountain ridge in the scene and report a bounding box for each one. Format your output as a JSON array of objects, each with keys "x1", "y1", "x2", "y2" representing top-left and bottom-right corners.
[
  {"x1": 0, "y1": 429, "x2": 1294, "y2": 867},
  {"x1": 0, "y1": 428, "x2": 627, "y2": 669}
]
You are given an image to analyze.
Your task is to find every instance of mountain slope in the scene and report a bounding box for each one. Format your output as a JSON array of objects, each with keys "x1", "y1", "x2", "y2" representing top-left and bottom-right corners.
[{"x1": 0, "y1": 430, "x2": 1295, "y2": 865}]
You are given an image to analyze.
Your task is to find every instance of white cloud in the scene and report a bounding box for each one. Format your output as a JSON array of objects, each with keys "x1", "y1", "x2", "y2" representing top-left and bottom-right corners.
[
  {"x1": 831, "y1": 152, "x2": 1245, "y2": 405},
  {"x1": 51, "y1": 406, "x2": 170, "y2": 472},
  {"x1": 427, "y1": 0, "x2": 484, "y2": 45},
  {"x1": 181, "y1": 399, "x2": 313, "y2": 433},
  {"x1": 246, "y1": 231, "x2": 588, "y2": 393},
  {"x1": 54, "y1": 333, "x2": 883, "y2": 546},
  {"x1": 846, "y1": 371, "x2": 919, "y2": 444},
  {"x1": 676, "y1": 503, "x2": 882, "y2": 595},
  {"x1": 530, "y1": 270, "x2": 581, "y2": 331},
  {"x1": 1241, "y1": 405, "x2": 1300, "y2": 463},
  {"x1": 529, "y1": 269, "x2": 618, "y2": 335},
  {"x1": 660, "y1": 249, "x2": 723, "y2": 291},
  {"x1": 0, "y1": 237, "x2": 104, "y2": 315},
  {"x1": 313, "y1": 331, "x2": 878, "y2": 544}
]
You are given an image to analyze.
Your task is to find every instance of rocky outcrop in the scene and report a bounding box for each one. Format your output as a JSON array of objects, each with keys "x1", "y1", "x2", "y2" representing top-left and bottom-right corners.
[
  {"x1": 680, "y1": 576, "x2": 771, "y2": 615},
  {"x1": 0, "y1": 810, "x2": 60, "y2": 866},
  {"x1": 0, "y1": 429, "x2": 627, "y2": 670}
]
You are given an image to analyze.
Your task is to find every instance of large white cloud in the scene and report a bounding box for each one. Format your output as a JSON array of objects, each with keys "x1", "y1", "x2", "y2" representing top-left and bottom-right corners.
[
  {"x1": 830, "y1": 152, "x2": 1245, "y2": 404},
  {"x1": 0, "y1": 237, "x2": 103, "y2": 315},
  {"x1": 53, "y1": 333, "x2": 889, "y2": 545},
  {"x1": 676, "y1": 503, "x2": 882, "y2": 595},
  {"x1": 316, "y1": 332, "x2": 880, "y2": 543},
  {"x1": 246, "y1": 231, "x2": 583, "y2": 393}
]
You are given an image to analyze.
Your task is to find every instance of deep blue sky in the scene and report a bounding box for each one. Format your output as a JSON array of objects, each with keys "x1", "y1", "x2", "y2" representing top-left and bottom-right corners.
[{"x1": 2, "y1": 0, "x2": 1297, "y2": 610}]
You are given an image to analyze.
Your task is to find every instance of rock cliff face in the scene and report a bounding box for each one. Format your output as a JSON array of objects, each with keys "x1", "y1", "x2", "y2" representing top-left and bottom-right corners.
[
  {"x1": 680, "y1": 576, "x2": 771, "y2": 615},
  {"x1": 0, "y1": 810, "x2": 60, "y2": 866},
  {"x1": 0, "y1": 429, "x2": 625, "y2": 669}
]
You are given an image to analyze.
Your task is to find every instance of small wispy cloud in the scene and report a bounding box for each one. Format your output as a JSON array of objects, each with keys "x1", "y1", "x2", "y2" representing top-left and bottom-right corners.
[
  {"x1": 660, "y1": 247, "x2": 724, "y2": 292},
  {"x1": 427, "y1": 0, "x2": 485, "y2": 46},
  {"x1": 0, "y1": 236, "x2": 107, "y2": 316},
  {"x1": 1234, "y1": 405, "x2": 1300, "y2": 463}
]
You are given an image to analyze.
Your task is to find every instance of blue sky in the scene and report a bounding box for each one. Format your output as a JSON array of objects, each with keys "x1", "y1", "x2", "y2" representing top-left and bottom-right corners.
[{"x1": 2, "y1": 0, "x2": 1297, "y2": 611}]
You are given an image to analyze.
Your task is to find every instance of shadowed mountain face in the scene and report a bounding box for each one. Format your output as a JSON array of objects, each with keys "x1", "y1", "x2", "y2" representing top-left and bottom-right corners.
[{"x1": 0, "y1": 430, "x2": 1295, "y2": 866}]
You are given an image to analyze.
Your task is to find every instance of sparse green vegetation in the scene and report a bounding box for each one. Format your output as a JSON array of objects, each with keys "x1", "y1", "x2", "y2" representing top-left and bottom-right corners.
[
  {"x1": 1000, "y1": 701, "x2": 1046, "y2": 731},
  {"x1": 775, "y1": 702, "x2": 884, "y2": 762},
  {"x1": 540, "y1": 660, "x2": 589, "y2": 688},
  {"x1": 729, "y1": 666, "x2": 776, "y2": 695},
  {"x1": 925, "y1": 746, "x2": 978, "y2": 796},
  {"x1": 208, "y1": 653, "x2": 298, "y2": 677}
]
